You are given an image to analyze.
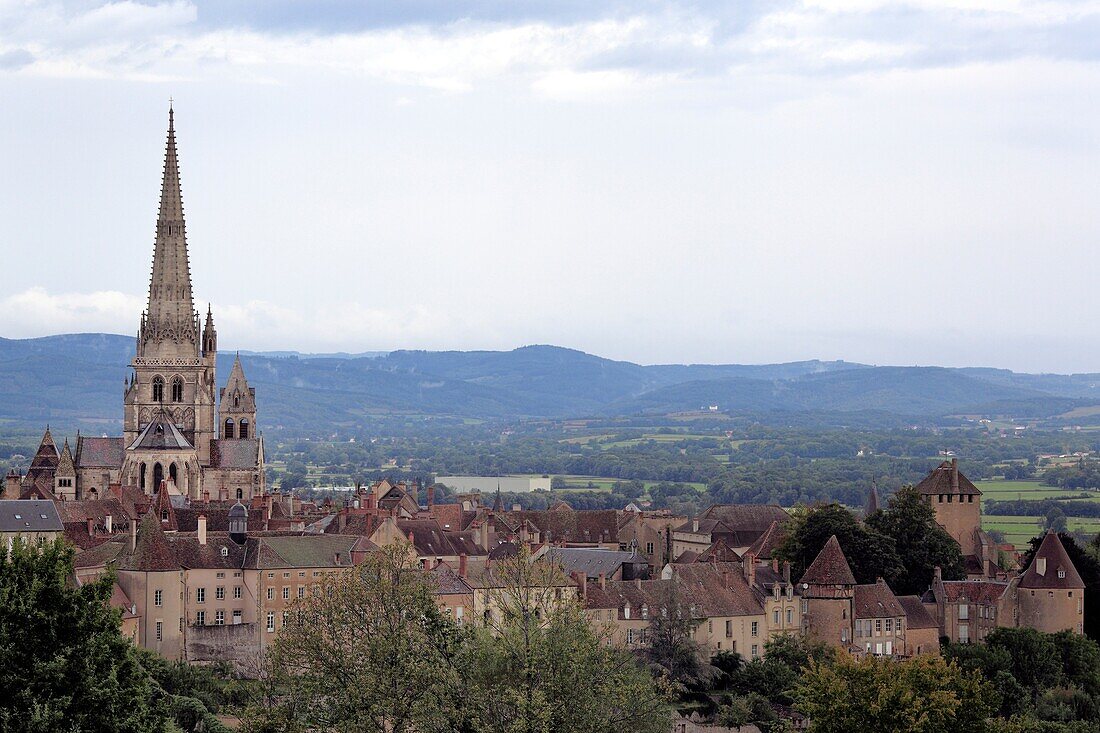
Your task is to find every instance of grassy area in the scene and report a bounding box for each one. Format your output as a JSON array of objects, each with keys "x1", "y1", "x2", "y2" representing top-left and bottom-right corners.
[
  {"x1": 982, "y1": 515, "x2": 1100, "y2": 548},
  {"x1": 975, "y1": 480, "x2": 1091, "y2": 502}
]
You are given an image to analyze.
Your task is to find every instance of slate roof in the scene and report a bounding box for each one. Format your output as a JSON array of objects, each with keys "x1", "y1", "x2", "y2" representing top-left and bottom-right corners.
[
  {"x1": 430, "y1": 503, "x2": 468, "y2": 530},
  {"x1": 73, "y1": 541, "x2": 127, "y2": 569},
  {"x1": 176, "y1": 506, "x2": 265, "y2": 532},
  {"x1": 696, "y1": 539, "x2": 742, "y2": 564},
  {"x1": 801, "y1": 535, "x2": 856, "y2": 586},
  {"x1": 501, "y1": 509, "x2": 619, "y2": 544},
  {"x1": 170, "y1": 532, "x2": 248, "y2": 570},
  {"x1": 56, "y1": 498, "x2": 135, "y2": 524},
  {"x1": 129, "y1": 412, "x2": 192, "y2": 450},
  {"x1": 897, "y1": 595, "x2": 938, "y2": 630},
  {"x1": 853, "y1": 580, "x2": 905, "y2": 619},
  {"x1": 76, "y1": 437, "x2": 125, "y2": 468},
  {"x1": 546, "y1": 547, "x2": 638, "y2": 578},
  {"x1": 1019, "y1": 532, "x2": 1085, "y2": 589},
  {"x1": 209, "y1": 439, "x2": 261, "y2": 469},
  {"x1": 120, "y1": 514, "x2": 178, "y2": 571},
  {"x1": 914, "y1": 460, "x2": 981, "y2": 496},
  {"x1": 0, "y1": 499, "x2": 63, "y2": 533},
  {"x1": 665, "y1": 562, "x2": 766, "y2": 617}
]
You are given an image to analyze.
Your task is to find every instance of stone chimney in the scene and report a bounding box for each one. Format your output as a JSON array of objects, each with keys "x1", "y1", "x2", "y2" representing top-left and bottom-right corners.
[
  {"x1": 265, "y1": 493, "x2": 274, "y2": 520},
  {"x1": 197, "y1": 514, "x2": 207, "y2": 545},
  {"x1": 772, "y1": 557, "x2": 779, "y2": 573},
  {"x1": 634, "y1": 576, "x2": 642, "y2": 589},
  {"x1": 743, "y1": 552, "x2": 756, "y2": 586},
  {"x1": 1037, "y1": 557, "x2": 1047, "y2": 576},
  {"x1": 598, "y1": 572, "x2": 606, "y2": 589},
  {"x1": 130, "y1": 518, "x2": 137, "y2": 552},
  {"x1": 951, "y1": 458, "x2": 959, "y2": 492},
  {"x1": 337, "y1": 511, "x2": 347, "y2": 533},
  {"x1": 692, "y1": 517, "x2": 699, "y2": 533},
  {"x1": 459, "y1": 553, "x2": 468, "y2": 579},
  {"x1": 105, "y1": 514, "x2": 113, "y2": 534},
  {"x1": 427, "y1": 484, "x2": 435, "y2": 508},
  {"x1": 86, "y1": 517, "x2": 95, "y2": 538},
  {"x1": 934, "y1": 566, "x2": 942, "y2": 582},
  {"x1": 480, "y1": 521, "x2": 490, "y2": 551},
  {"x1": 782, "y1": 560, "x2": 791, "y2": 584}
]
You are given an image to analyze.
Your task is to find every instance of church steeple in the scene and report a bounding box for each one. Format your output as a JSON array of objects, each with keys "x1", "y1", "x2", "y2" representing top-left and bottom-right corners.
[{"x1": 139, "y1": 104, "x2": 199, "y2": 359}]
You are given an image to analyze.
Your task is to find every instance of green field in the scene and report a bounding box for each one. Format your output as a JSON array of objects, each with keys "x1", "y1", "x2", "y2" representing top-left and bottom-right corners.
[
  {"x1": 975, "y1": 480, "x2": 1090, "y2": 502},
  {"x1": 982, "y1": 515, "x2": 1100, "y2": 548}
]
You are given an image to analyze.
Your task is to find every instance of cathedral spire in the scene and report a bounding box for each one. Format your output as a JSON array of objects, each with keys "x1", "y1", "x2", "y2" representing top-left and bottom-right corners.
[{"x1": 141, "y1": 104, "x2": 198, "y2": 358}]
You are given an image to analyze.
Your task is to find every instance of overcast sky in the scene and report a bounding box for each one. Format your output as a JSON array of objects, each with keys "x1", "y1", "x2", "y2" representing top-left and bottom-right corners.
[{"x1": 1, "y1": 1, "x2": 1098, "y2": 372}]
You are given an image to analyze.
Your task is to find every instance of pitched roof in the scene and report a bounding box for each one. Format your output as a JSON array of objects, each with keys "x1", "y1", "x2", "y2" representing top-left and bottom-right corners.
[
  {"x1": 209, "y1": 439, "x2": 261, "y2": 469},
  {"x1": 0, "y1": 499, "x2": 63, "y2": 533},
  {"x1": 129, "y1": 412, "x2": 193, "y2": 451},
  {"x1": 937, "y1": 580, "x2": 1010, "y2": 605},
  {"x1": 697, "y1": 504, "x2": 790, "y2": 546},
  {"x1": 695, "y1": 538, "x2": 742, "y2": 564},
  {"x1": 151, "y1": 488, "x2": 179, "y2": 531},
  {"x1": 121, "y1": 514, "x2": 178, "y2": 571},
  {"x1": 73, "y1": 541, "x2": 127, "y2": 569},
  {"x1": 801, "y1": 535, "x2": 856, "y2": 586},
  {"x1": 1019, "y1": 532, "x2": 1085, "y2": 589},
  {"x1": 745, "y1": 521, "x2": 786, "y2": 560},
  {"x1": 897, "y1": 595, "x2": 938, "y2": 630},
  {"x1": 429, "y1": 562, "x2": 474, "y2": 596},
  {"x1": 864, "y1": 481, "x2": 881, "y2": 517},
  {"x1": 545, "y1": 547, "x2": 639, "y2": 577},
  {"x1": 75, "y1": 437, "x2": 124, "y2": 469},
  {"x1": 914, "y1": 460, "x2": 981, "y2": 496},
  {"x1": 591, "y1": 564, "x2": 764, "y2": 619},
  {"x1": 501, "y1": 509, "x2": 619, "y2": 544},
  {"x1": 56, "y1": 440, "x2": 76, "y2": 477},
  {"x1": 853, "y1": 580, "x2": 905, "y2": 619},
  {"x1": 250, "y1": 534, "x2": 373, "y2": 569}
]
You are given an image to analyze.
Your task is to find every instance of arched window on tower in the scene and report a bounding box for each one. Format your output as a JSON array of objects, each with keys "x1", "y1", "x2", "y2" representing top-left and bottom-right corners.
[
  {"x1": 236, "y1": 488, "x2": 243, "y2": 500},
  {"x1": 139, "y1": 463, "x2": 147, "y2": 491},
  {"x1": 152, "y1": 376, "x2": 164, "y2": 402},
  {"x1": 224, "y1": 419, "x2": 235, "y2": 439},
  {"x1": 239, "y1": 418, "x2": 249, "y2": 440},
  {"x1": 171, "y1": 376, "x2": 183, "y2": 402},
  {"x1": 234, "y1": 393, "x2": 240, "y2": 408},
  {"x1": 169, "y1": 463, "x2": 178, "y2": 485}
]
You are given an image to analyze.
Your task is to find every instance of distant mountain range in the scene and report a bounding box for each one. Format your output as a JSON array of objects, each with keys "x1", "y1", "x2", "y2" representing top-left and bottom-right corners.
[{"x1": 1, "y1": 334, "x2": 1098, "y2": 434}]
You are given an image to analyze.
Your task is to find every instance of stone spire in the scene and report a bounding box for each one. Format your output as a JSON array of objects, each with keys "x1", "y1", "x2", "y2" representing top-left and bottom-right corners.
[{"x1": 139, "y1": 104, "x2": 199, "y2": 358}]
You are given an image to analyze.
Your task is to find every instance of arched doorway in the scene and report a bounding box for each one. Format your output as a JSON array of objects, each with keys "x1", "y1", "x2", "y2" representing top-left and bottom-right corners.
[{"x1": 153, "y1": 463, "x2": 164, "y2": 492}]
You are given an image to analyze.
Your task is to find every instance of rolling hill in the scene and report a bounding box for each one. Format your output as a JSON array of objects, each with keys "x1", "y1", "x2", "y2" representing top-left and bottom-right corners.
[{"x1": 0, "y1": 334, "x2": 1097, "y2": 434}]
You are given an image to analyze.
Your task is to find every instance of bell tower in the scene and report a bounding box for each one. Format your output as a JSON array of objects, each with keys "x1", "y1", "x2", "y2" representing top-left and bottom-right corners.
[{"x1": 123, "y1": 105, "x2": 217, "y2": 493}]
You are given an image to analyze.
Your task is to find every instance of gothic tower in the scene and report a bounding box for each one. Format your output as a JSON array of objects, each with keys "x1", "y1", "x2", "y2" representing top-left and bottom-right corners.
[
  {"x1": 123, "y1": 106, "x2": 217, "y2": 497},
  {"x1": 219, "y1": 355, "x2": 256, "y2": 440}
]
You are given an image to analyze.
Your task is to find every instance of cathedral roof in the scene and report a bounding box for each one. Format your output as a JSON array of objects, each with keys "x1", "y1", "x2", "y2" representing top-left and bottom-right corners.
[
  {"x1": 75, "y1": 437, "x2": 125, "y2": 468},
  {"x1": 56, "y1": 439, "x2": 76, "y2": 477},
  {"x1": 210, "y1": 439, "x2": 261, "y2": 469},
  {"x1": 129, "y1": 412, "x2": 192, "y2": 451}
]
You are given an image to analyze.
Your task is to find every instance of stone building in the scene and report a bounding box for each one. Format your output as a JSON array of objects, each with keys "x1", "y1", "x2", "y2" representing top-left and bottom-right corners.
[
  {"x1": 0, "y1": 499, "x2": 63, "y2": 547},
  {"x1": 1016, "y1": 531, "x2": 1085, "y2": 634},
  {"x1": 914, "y1": 459, "x2": 1001, "y2": 578},
  {"x1": 18, "y1": 108, "x2": 265, "y2": 503}
]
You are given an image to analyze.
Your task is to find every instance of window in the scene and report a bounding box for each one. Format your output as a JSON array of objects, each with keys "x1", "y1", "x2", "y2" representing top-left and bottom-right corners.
[
  {"x1": 751, "y1": 645, "x2": 759, "y2": 658},
  {"x1": 239, "y1": 419, "x2": 249, "y2": 439},
  {"x1": 234, "y1": 586, "x2": 242, "y2": 599},
  {"x1": 196, "y1": 588, "x2": 206, "y2": 604},
  {"x1": 1059, "y1": 570, "x2": 1067, "y2": 579},
  {"x1": 196, "y1": 611, "x2": 205, "y2": 626},
  {"x1": 751, "y1": 621, "x2": 758, "y2": 637},
  {"x1": 233, "y1": 610, "x2": 242, "y2": 624},
  {"x1": 267, "y1": 572, "x2": 274, "y2": 579},
  {"x1": 266, "y1": 612, "x2": 275, "y2": 632},
  {"x1": 726, "y1": 620, "x2": 732, "y2": 637},
  {"x1": 216, "y1": 572, "x2": 225, "y2": 579},
  {"x1": 959, "y1": 604, "x2": 969, "y2": 620},
  {"x1": 297, "y1": 586, "x2": 305, "y2": 599},
  {"x1": 283, "y1": 587, "x2": 290, "y2": 600},
  {"x1": 298, "y1": 572, "x2": 305, "y2": 578},
  {"x1": 154, "y1": 589, "x2": 163, "y2": 607},
  {"x1": 283, "y1": 572, "x2": 291, "y2": 579},
  {"x1": 707, "y1": 620, "x2": 712, "y2": 632},
  {"x1": 646, "y1": 542, "x2": 654, "y2": 555},
  {"x1": 216, "y1": 587, "x2": 225, "y2": 600},
  {"x1": 639, "y1": 628, "x2": 647, "y2": 644},
  {"x1": 282, "y1": 611, "x2": 289, "y2": 627},
  {"x1": 885, "y1": 618, "x2": 893, "y2": 632},
  {"x1": 156, "y1": 621, "x2": 163, "y2": 641},
  {"x1": 959, "y1": 624, "x2": 970, "y2": 644},
  {"x1": 152, "y1": 376, "x2": 164, "y2": 402},
  {"x1": 267, "y1": 588, "x2": 274, "y2": 601},
  {"x1": 221, "y1": 547, "x2": 228, "y2": 557},
  {"x1": 215, "y1": 610, "x2": 224, "y2": 625},
  {"x1": 774, "y1": 586, "x2": 781, "y2": 601},
  {"x1": 171, "y1": 376, "x2": 183, "y2": 402},
  {"x1": 786, "y1": 609, "x2": 793, "y2": 624},
  {"x1": 773, "y1": 610, "x2": 780, "y2": 625},
  {"x1": 627, "y1": 629, "x2": 635, "y2": 644},
  {"x1": 876, "y1": 619, "x2": 882, "y2": 634}
]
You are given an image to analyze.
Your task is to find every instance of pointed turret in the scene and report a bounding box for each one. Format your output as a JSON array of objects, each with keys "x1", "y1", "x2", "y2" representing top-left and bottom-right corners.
[
  {"x1": 55, "y1": 439, "x2": 77, "y2": 500},
  {"x1": 864, "y1": 479, "x2": 881, "y2": 518},
  {"x1": 139, "y1": 105, "x2": 199, "y2": 359},
  {"x1": 202, "y1": 303, "x2": 217, "y2": 358},
  {"x1": 219, "y1": 354, "x2": 257, "y2": 439},
  {"x1": 802, "y1": 535, "x2": 856, "y2": 587},
  {"x1": 24, "y1": 426, "x2": 61, "y2": 496}
]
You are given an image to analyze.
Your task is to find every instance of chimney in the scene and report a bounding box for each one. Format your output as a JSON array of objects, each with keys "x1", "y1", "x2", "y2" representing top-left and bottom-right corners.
[
  {"x1": 1037, "y1": 557, "x2": 1047, "y2": 576},
  {"x1": 338, "y1": 511, "x2": 347, "y2": 533},
  {"x1": 334, "y1": 552, "x2": 342, "y2": 565},
  {"x1": 130, "y1": 518, "x2": 137, "y2": 552},
  {"x1": 480, "y1": 521, "x2": 490, "y2": 551},
  {"x1": 598, "y1": 572, "x2": 606, "y2": 589},
  {"x1": 934, "y1": 566, "x2": 942, "y2": 583},
  {"x1": 635, "y1": 576, "x2": 642, "y2": 589},
  {"x1": 692, "y1": 517, "x2": 699, "y2": 533},
  {"x1": 424, "y1": 557, "x2": 432, "y2": 570},
  {"x1": 203, "y1": 489, "x2": 210, "y2": 504},
  {"x1": 86, "y1": 517, "x2": 95, "y2": 537},
  {"x1": 197, "y1": 514, "x2": 207, "y2": 545},
  {"x1": 459, "y1": 553, "x2": 468, "y2": 579},
  {"x1": 951, "y1": 458, "x2": 959, "y2": 492},
  {"x1": 428, "y1": 484, "x2": 435, "y2": 508},
  {"x1": 743, "y1": 553, "x2": 756, "y2": 586},
  {"x1": 782, "y1": 560, "x2": 791, "y2": 584},
  {"x1": 575, "y1": 573, "x2": 587, "y2": 603},
  {"x1": 265, "y1": 493, "x2": 274, "y2": 520},
  {"x1": 105, "y1": 514, "x2": 113, "y2": 534},
  {"x1": 772, "y1": 557, "x2": 779, "y2": 573}
]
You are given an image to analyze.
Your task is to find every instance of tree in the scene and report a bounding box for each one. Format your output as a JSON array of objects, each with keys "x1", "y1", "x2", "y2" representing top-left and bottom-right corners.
[
  {"x1": 0, "y1": 537, "x2": 169, "y2": 732},
  {"x1": 642, "y1": 581, "x2": 716, "y2": 694},
  {"x1": 776, "y1": 503, "x2": 903, "y2": 585},
  {"x1": 241, "y1": 543, "x2": 467, "y2": 733},
  {"x1": 794, "y1": 654, "x2": 994, "y2": 733},
  {"x1": 986, "y1": 628, "x2": 1063, "y2": 705},
  {"x1": 461, "y1": 547, "x2": 670, "y2": 733},
  {"x1": 866, "y1": 485, "x2": 966, "y2": 594}
]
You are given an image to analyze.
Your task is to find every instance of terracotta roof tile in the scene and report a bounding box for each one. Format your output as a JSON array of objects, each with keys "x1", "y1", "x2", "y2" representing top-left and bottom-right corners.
[
  {"x1": 914, "y1": 460, "x2": 981, "y2": 496},
  {"x1": 801, "y1": 535, "x2": 856, "y2": 586},
  {"x1": 897, "y1": 595, "x2": 938, "y2": 630},
  {"x1": 853, "y1": 580, "x2": 905, "y2": 619},
  {"x1": 1019, "y1": 532, "x2": 1085, "y2": 589}
]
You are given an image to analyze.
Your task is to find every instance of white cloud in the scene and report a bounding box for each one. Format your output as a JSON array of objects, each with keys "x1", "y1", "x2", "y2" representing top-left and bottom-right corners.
[{"x1": 0, "y1": 288, "x2": 143, "y2": 337}]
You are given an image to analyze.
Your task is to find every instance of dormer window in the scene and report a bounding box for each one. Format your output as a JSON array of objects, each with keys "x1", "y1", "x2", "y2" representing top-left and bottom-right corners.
[
  {"x1": 1058, "y1": 570, "x2": 1066, "y2": 579},
  {"x1": 161, "y1": 510, "x2": 169, "y2": 522},
  {"x1": 220, "y1": 547, "x2": 229, "y2": 557}
]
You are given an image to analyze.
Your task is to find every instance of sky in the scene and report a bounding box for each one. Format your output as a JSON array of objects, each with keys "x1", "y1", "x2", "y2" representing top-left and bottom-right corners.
[{"x1": 1, "y1": 1, "x2": 1099, "y2": 373}]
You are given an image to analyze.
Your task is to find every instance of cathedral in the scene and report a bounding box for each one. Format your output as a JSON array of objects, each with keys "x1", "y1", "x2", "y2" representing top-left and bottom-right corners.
[{"x1": 7, "y1": 107, "x2": 265, "y2": 503}]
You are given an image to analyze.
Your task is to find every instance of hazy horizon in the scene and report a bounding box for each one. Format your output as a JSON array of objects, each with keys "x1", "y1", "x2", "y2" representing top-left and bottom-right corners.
[{"x1": 3, "y1": 1, "x2": 1100, "y2": 373}]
